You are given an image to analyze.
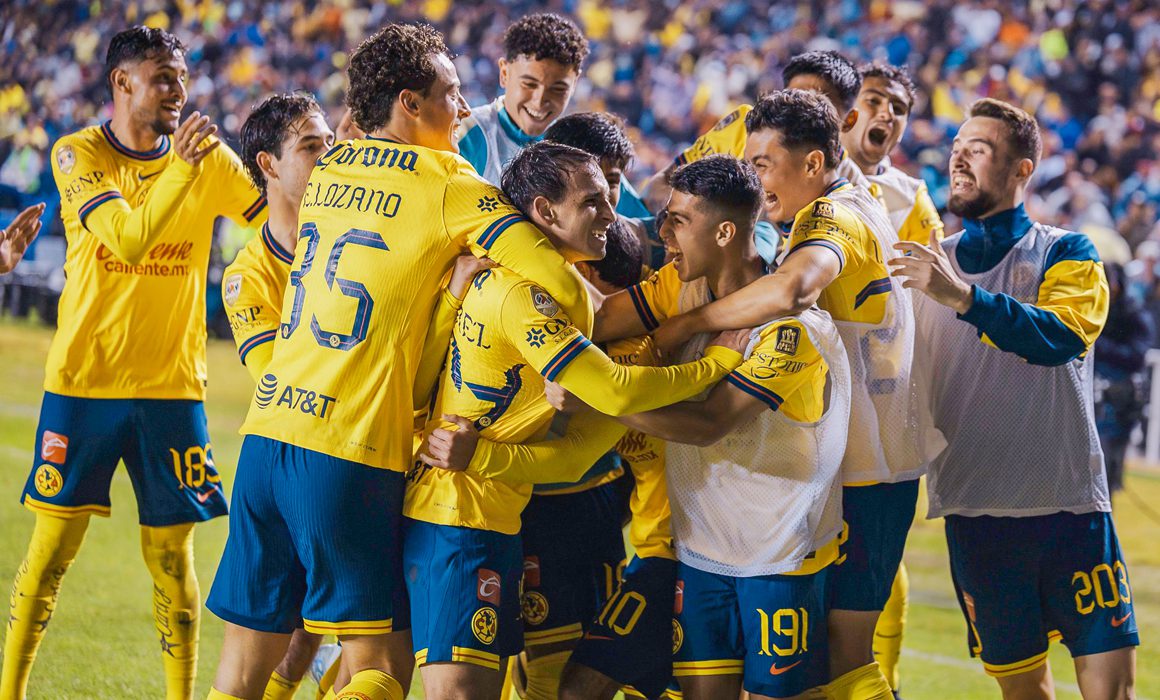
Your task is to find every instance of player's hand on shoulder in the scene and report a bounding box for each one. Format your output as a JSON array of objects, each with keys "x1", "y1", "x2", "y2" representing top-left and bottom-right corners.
[
  {"x1": 0, "y1": 202, "x2": 45, "y2": 274},
  {"x1": 545, "y1": 381, "x2": 588, "y2": 414},
  {"x1": 708, "y1": 327, "x2": 754, "y2": 355},
  {"x1": 418, "y1": 414, "x2": 479, "y2": 471},
  {"x1": 336, "y1": 108, "x2": 365, "y2": 141},
  {"x1": 888, "y1": 230, "x2": 973, "y2": 314},
  {"x1": 448, "y1": 255, "x2": 497, "y2": 300},
  {"x1": 653, "y1": 313, "x2": 697, "y2": 356},
  {"x1": 173, "y1": 111, "x2": 220, "y2": 168}
]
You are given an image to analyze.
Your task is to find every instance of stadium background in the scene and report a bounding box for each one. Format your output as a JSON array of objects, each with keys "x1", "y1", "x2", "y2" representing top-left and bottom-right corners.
[{"x1": 0, "y1": 0, "x2": 1158, "y2": 697}]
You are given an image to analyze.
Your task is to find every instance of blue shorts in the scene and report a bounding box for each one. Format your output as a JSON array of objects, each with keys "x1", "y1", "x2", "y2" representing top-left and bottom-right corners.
[
  {"x1": 570, "y1": 556, "x2": 678, "y2": 700},
  {"x1": 673, "y1": 562, "x2": 830, "y2": 698},
  {"x1": 206, "y1": 435, "x2": 408, "y2": 636},
  {"x1": 20, "y1": 391, "x2": 227, "y2": 526},
  {"x1": 520, "y1": 473, "x2": 631, "y2": 648},
  {"x1": 946, "y1": 511, "x2": 1139, "y2": 677},
  {"x1": 403, "y1": 519, "x2": 524, "y2": 670},
  {"x1": 830, "y1": 478, "x2": 918, "y2": 611}
]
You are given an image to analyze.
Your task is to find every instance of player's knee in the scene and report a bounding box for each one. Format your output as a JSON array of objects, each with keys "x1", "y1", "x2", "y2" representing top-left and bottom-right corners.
[
  {"x1": 275, "y1": 629, "x2": 324, "y2": 682},
  {"x1": 559, "y1": 661, "x2": 617, "y2": 700},
  {"x1": 994, "y1": 663, "x2": 1053, "y2": 700},
  {"x1": 140, "y1": 523, "x2": 196, "y2": 581}
]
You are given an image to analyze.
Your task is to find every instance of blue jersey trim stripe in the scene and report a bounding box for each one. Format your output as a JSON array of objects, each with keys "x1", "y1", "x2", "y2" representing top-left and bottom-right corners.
[
  {"x1": 627, "y1": 284, "x2": 661, "y2": 331},
  {"x1": 260, "y1": 223, "x2": 294, "y2": 264},
  {"x1": 100, "y1": 121, "x2": 171, "y2": 160},
  {"x1": 477, "y1": 213, "x2": 525, "y2": 250},
  {"x1": 78, "y1": 191, "x2": 124, "y2": 225},
  {"x1": 725, "y1": 372, "x2": 783, "y2": 411},
  {"x1": 243, "y1": 195, "x2": 268, "y2": 222},
  {"x1": 541, "y1": 336, "x2": 592, "y2": 381},
  {"x1": 238, "y1": 329, "x2": 277, "y2": 363},
  {"x1": 823, "y1": 178, "x2": 851, "y2": 196},
  {"x1": 789, "y1": 239, "x2": 846, "y2": 271},
  {"x1": 854, "y1": 277, "x2": 892, "y2": 309}
]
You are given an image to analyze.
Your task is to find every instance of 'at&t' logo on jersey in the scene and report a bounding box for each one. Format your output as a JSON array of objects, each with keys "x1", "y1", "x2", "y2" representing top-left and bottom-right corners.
[{"x1": 255, "y1": 374, "x2": 337, "y2": 419}]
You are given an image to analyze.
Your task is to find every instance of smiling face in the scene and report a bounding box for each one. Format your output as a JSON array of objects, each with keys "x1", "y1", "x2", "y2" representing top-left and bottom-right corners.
[
  {"x1": 413, "y1": 52, "x2": 471, "y2": 153},
  {"x1": 272, "y1": 112, "x2": 335, "y2": 206},
  {"x1": 849, "y1": 76, "x2": 911, "y2": 167},
  {"x1": 118, "y1": 52, "x2": 188, "y2": 136},
  {"x1": 499, "y1": 56, "x2": 579, "y2": 136},
  {"x1": 536, "y1": 161, "x2": 615, "y2": 262},
  {"x1": 948, "y1": 116, "x2": 1023, "y2": 219},
  {"x1": 661, "y1": 190, "x2": 729, "y2": 282},
  {"x1": 744, "y1": 128, "x2": 825, "y2": 223}
]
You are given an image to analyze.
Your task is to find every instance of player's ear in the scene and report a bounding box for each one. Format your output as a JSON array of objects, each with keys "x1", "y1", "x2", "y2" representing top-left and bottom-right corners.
[
  {"x1": 804, "y1": 149, "x2": 825, "y2": 178},
  {"x1": 109, "y1": 67, "x2": 132, "y2": 97},
  {"x1": 256, "y1": 151, "x2": 277, "y2": 186},
  {"x1": 841, "y1": 109, "x2": 859, "y2": 133},
  {"x1": 1015, "y1": 158, "x2": 1035, "y2": 184},
  {"x1": 398, "y1": 89, "x2": 422, "y2": 119},
  {"x1": 498, "y1": 58, "x2": 509, "y2": 89},
  {"x1": 716, "y1": 220, "x2": 736, "y2": 248},
  {"x1": 574, "y1": 261, "x2": 599, "y2": 285},
  {"x1": 531, "y1": 195, "x2": 557, "y2": 228}
]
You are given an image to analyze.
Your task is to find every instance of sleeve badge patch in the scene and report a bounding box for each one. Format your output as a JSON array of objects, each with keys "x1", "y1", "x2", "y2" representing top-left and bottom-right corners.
[
  {"x1": 224, "y1": 274, "x2": 243, "y2": 306},
  {"x1": 775, "y1": 325, "x2": 800, "y2": 354},
  {"x1": 811, "y1": 201, "x2": 834, "y2": 219},
  {"x1": 56, "y1": 145, "x2": 76, "y2": 175},
  {"x1": 529, "y1": 286, "x2": 559, "y2": 317}
]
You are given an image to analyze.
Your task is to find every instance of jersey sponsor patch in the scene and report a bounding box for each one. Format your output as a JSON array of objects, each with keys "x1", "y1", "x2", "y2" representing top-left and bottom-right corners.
[
  {"x1": 530, "y1": 286, "x2": 559, "y2": 317},
  {"x1": 523, "y1": 556, "x2": 541, "y2": 587},
  {"x1": 812, "y1": 201, "x2": 834, "y2": 219},
  {"x1": 224, "y1": 274, "x2": 243, "y2": 306},
  {"x1": 472, "y1": 606, "x2": 498, "y2": 645},
  {"x1": 521, "y1": 590, "x2": 549, "y2": 626},
  {"x1": 34, "y1": 464, "x2": 63, "y2": 497},
  {"x1": 477, "y1": 568, "x2": 502, "y2": 605},
  {"x1": 56, "y1": 145, "x2": 76, "y2": 174},
  {"x1": 775, "y1": 326, "x2": 800, "y2": 355},
  {"x1": 41, "y1": 430, "x2": 69, "y2": 464},
  {"x1": 674, "y1": 580, "x2": 684, "y2": 614}
]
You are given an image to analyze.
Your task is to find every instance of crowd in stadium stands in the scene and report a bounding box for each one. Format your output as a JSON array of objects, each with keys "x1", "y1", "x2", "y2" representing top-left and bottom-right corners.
[{"x1": 2, "y1": 0, "x2": 1159, "y2": 295}]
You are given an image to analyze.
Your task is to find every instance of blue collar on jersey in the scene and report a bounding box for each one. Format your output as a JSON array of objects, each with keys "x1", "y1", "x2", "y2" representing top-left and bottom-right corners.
[
  {"x1": 497, "y1": 102, "x2": 541, "y2": 147},
  {"x1": 957, "y1": 203, "x2": 1034, "y2": 274},
  {"x1": 101, "y1": 121, "x2": 171, "y2": 160},
  {"x1": 261, "y1": 222, "x2": 295, "y2": 265}
]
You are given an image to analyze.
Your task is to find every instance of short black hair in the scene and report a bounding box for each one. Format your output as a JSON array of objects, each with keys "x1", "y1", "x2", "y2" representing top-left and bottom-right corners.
[
  {"x1": 587, "y1": 218, "x2": 643, "y2": 290},
  {"x1": 858, "y1": 62, "x2": 917, "y2": 110},
  {"x1": 669, "y1": 154, "x2": 764, "y2": 232},
  {"x1": 347, "y1": 23, "x2": 449, "y2": 133},
  {"x1": 501, "y1": 141, "x2": 598, "y2": 216},
  {"x1": 503, "y1": 13, "x2": 589, "y2": 69},
  {"x1": 746, "y1": 89, "x2": 842, "y2": 170},
  {"x1": 104, "y1": 26, "x2": 185, "y2": 96},
  {"x1": 240, "y1": 93, "x2": 324, "y2": 193},
  {"x1": 970, "y1": 98, "x2": 1042, "y2": 167},
  {"x1": 543, "y1": 112, "x2": 634, "y2": 171},
  {"x1": 782, "y1": 50, "x2": 861, "y2": 113}
]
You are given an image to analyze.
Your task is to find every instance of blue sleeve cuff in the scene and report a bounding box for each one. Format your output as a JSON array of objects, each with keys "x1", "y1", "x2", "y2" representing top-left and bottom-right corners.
[{"x1": 957, "y1": 284, "x2": 992, "y2": 325}]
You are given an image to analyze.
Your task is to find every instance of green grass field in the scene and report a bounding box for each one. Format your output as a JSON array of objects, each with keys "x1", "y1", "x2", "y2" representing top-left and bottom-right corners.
[{"x1": 0, "y1": 318, "x2": 1155, "y2": 699}]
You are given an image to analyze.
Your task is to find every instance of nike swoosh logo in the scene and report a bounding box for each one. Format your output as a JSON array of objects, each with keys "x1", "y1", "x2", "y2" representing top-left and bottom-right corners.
[
  {"x1": 1111, "y1": 612, "x2": 1133, "y2": 628},
  {"x1": 769, "y1": 660, "x2": 803, "y2": 675},
  {"x1": 196, "y1": 487, "x2": 219, "y2": 504},
  {"x1": 138, "y1": 171, "x2": 161, "y2": 181}
]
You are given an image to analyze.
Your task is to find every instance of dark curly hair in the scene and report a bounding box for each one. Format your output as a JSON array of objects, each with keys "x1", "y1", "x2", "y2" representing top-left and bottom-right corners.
[
  {"x1": 543, "y1": 112, "x2": 634, "y2": 170},
  {"x1": 503, "y1": 13, "x2": 589, "y2": 69},
  {"x1": 104, "y1": 26, "x2": 185, "y2": 96},
  {"x1": 858, "y1": 62, "x2": 916, "y2": 110},
  {"x1": 586, "y1": 218, "x2": 643, "y2": 290},
  {"x1": 501, "y1": 141, "x2": 598, "y2": 216},
  {"x1": 347, "y1": 23, "x2": 449, "y2": 133},
  {"x1": 746, "y1": 89, "x2": 842, "y2": 170},
  {"x1": 669, "y1": 154, "x2": 764, "y2": 232},
  {"x1": 970, "y1": 98, "x2": 1042, "y2": 167},
  {"x1": 782, "y1": 50, "x2": 861, "y2": 113},
  {"x1": 240, "y1": 93, "x2": 323, "y2": 193}
]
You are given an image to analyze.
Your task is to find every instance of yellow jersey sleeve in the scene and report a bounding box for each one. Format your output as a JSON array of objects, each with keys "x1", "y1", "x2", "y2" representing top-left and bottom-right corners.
[
  {"x1": 723, "y1": 319, "x2": 828, "y2": 423},
  {"x1": 676, "y1": 105, "x2": 752, "y2": 165},
  {"x1": 445, "y1": 163, "x2": 592, "y2": 333},
  {"x1": 624, "y1": 262, "x2": 683, "y2": 331},
  {"x1": 617, "y1": 429, "x2": 673, "y2": 560},
  {"x1": 54, "y1": 135, "x2": 198, "y2": 265},
  {"x1": 897, "y1": 181, "x2": 944, "y2": 245},
  {"x1": 787, "y1": 197, "x2": 865, "y2": 274},
  {"x1": 465, "y1": 409, "x2": 627, "y2": 484},
  {"x1": 413, "y1": 286, "x2": 463, "y2": 411},
  {"x1": 222, "y1": 226, "x2": 293, "y2": 379}
]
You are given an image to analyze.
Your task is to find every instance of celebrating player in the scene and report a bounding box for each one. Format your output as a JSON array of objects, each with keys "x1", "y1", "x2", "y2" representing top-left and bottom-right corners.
[
  {"x1": 203, "y1": 23, "x2": 598, "y2": 700},
  {"x1": 2, "y1": 26, "x2": 266, "y2": 700},
  {"x1": 891, "y1": 98, "x2": 1137, "y2": 699}
]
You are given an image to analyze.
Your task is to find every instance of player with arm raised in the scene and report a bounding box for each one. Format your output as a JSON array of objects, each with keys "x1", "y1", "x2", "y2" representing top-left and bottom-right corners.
[
  {"x1": 890, "y1": 98, "x2": 1135, "y2": 700},
  {"x1": 204, "y1": 23, "x2": 596, "y2": 700},
  {"x1": 1, "y1": 26, "x2": 266, "y2": 700}
]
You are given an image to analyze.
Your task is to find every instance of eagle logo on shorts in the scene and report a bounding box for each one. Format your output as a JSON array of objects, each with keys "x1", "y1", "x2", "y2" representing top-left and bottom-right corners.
[
  {"x1": 34, "y1": 464, "x2": 63, "y2": 497},
  {"x1": 471, "y1": 607, "x2": 498, "y2": 645},
  {"x1": 672, "y1": 619, "x2": 684, "y2": 653},
  {"x1": 521, "y1": 591, "x2": 549, "y2": 626}
]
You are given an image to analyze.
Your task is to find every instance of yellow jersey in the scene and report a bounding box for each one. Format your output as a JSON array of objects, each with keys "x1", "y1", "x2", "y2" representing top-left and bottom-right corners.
[
  {"x1": 241, "y1": 138, "x2": 590, "y2": 472},
  {"x1": 222, "y1": 223, "x2": 293, "y2": 380},
  {"x1": 404, "y1": 267, "x2": 742, "y2": 534},
  {"x1": 48, "y1": 122, "x2": 266, "y2": 400}
]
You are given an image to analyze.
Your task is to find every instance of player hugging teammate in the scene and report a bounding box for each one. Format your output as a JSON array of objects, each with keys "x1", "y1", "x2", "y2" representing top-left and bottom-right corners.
[{"x1": 0, "y1": 13, "x2": 1138, "y2": 700}]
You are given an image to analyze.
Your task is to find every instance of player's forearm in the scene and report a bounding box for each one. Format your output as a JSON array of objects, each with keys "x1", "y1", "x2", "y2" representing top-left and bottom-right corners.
[
  {"x1": 468, "y1": 410, "x2": 627, "y2": 484},
  {"x1": 484, "y1": 225, "x2": 593, "y2": 333},
  {"x1": 620, "y1": 400, "x2": 738, "y2": 447},
  {"x1": 412, "y1": 289, "x2": 462, "y2": 410},
  {"x1": 683, "y1": 272, "x2": 817, "y2": 334},
  {"x1": 84, "y1": 159, "x2": 198, "y2": 265},
  {"x1": 592, "y1": 289, "x2": 649, "y2": 342},
  {"x1": 959, "y1": 286, "x2": 1092, "y2": 366},
  {"x1": 559, "y1": 345, "x2": 741, "y2": 416}
]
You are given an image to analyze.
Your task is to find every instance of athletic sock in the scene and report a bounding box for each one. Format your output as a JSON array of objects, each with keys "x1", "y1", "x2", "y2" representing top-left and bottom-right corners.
[
  {"x1": 334, "y1": 669, "x2": 404, "y2": 700},
  {"x1": 0, "y1": 513, "x2": 89, "y2": 700},
  {"x1": 263, "y1": 670, "x2": 300, "y2": 700},
  {"x1": 207, "y1": 689, "x2": 247, "y2": 700},
  {"x1": 873, "y1": 564, "x2": 909, "y2": 691},
  {"x1": 821, "y1": 662, "x2": 894, "y2": 700},
  {"x1": 141, "y1": 523, "x2": 200, "y2": 700},
  {"x1": 523, "y1": 650, "x2": 571, "y2": 700}
]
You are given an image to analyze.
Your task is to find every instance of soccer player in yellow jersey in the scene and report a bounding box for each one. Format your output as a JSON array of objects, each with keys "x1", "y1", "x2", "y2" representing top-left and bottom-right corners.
[
  {"x1": 401, "y1": 142, "x2": 747, "y2": 700},
  {"x1": 2, "y1": 26, "x2": 266, "y2": 700},
  {"x1": 0, "y1": 203, "x2": 45, "y2": 274},
  {"x1": 205, "y1": 24, "x2": 595, "y2": 700}
]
